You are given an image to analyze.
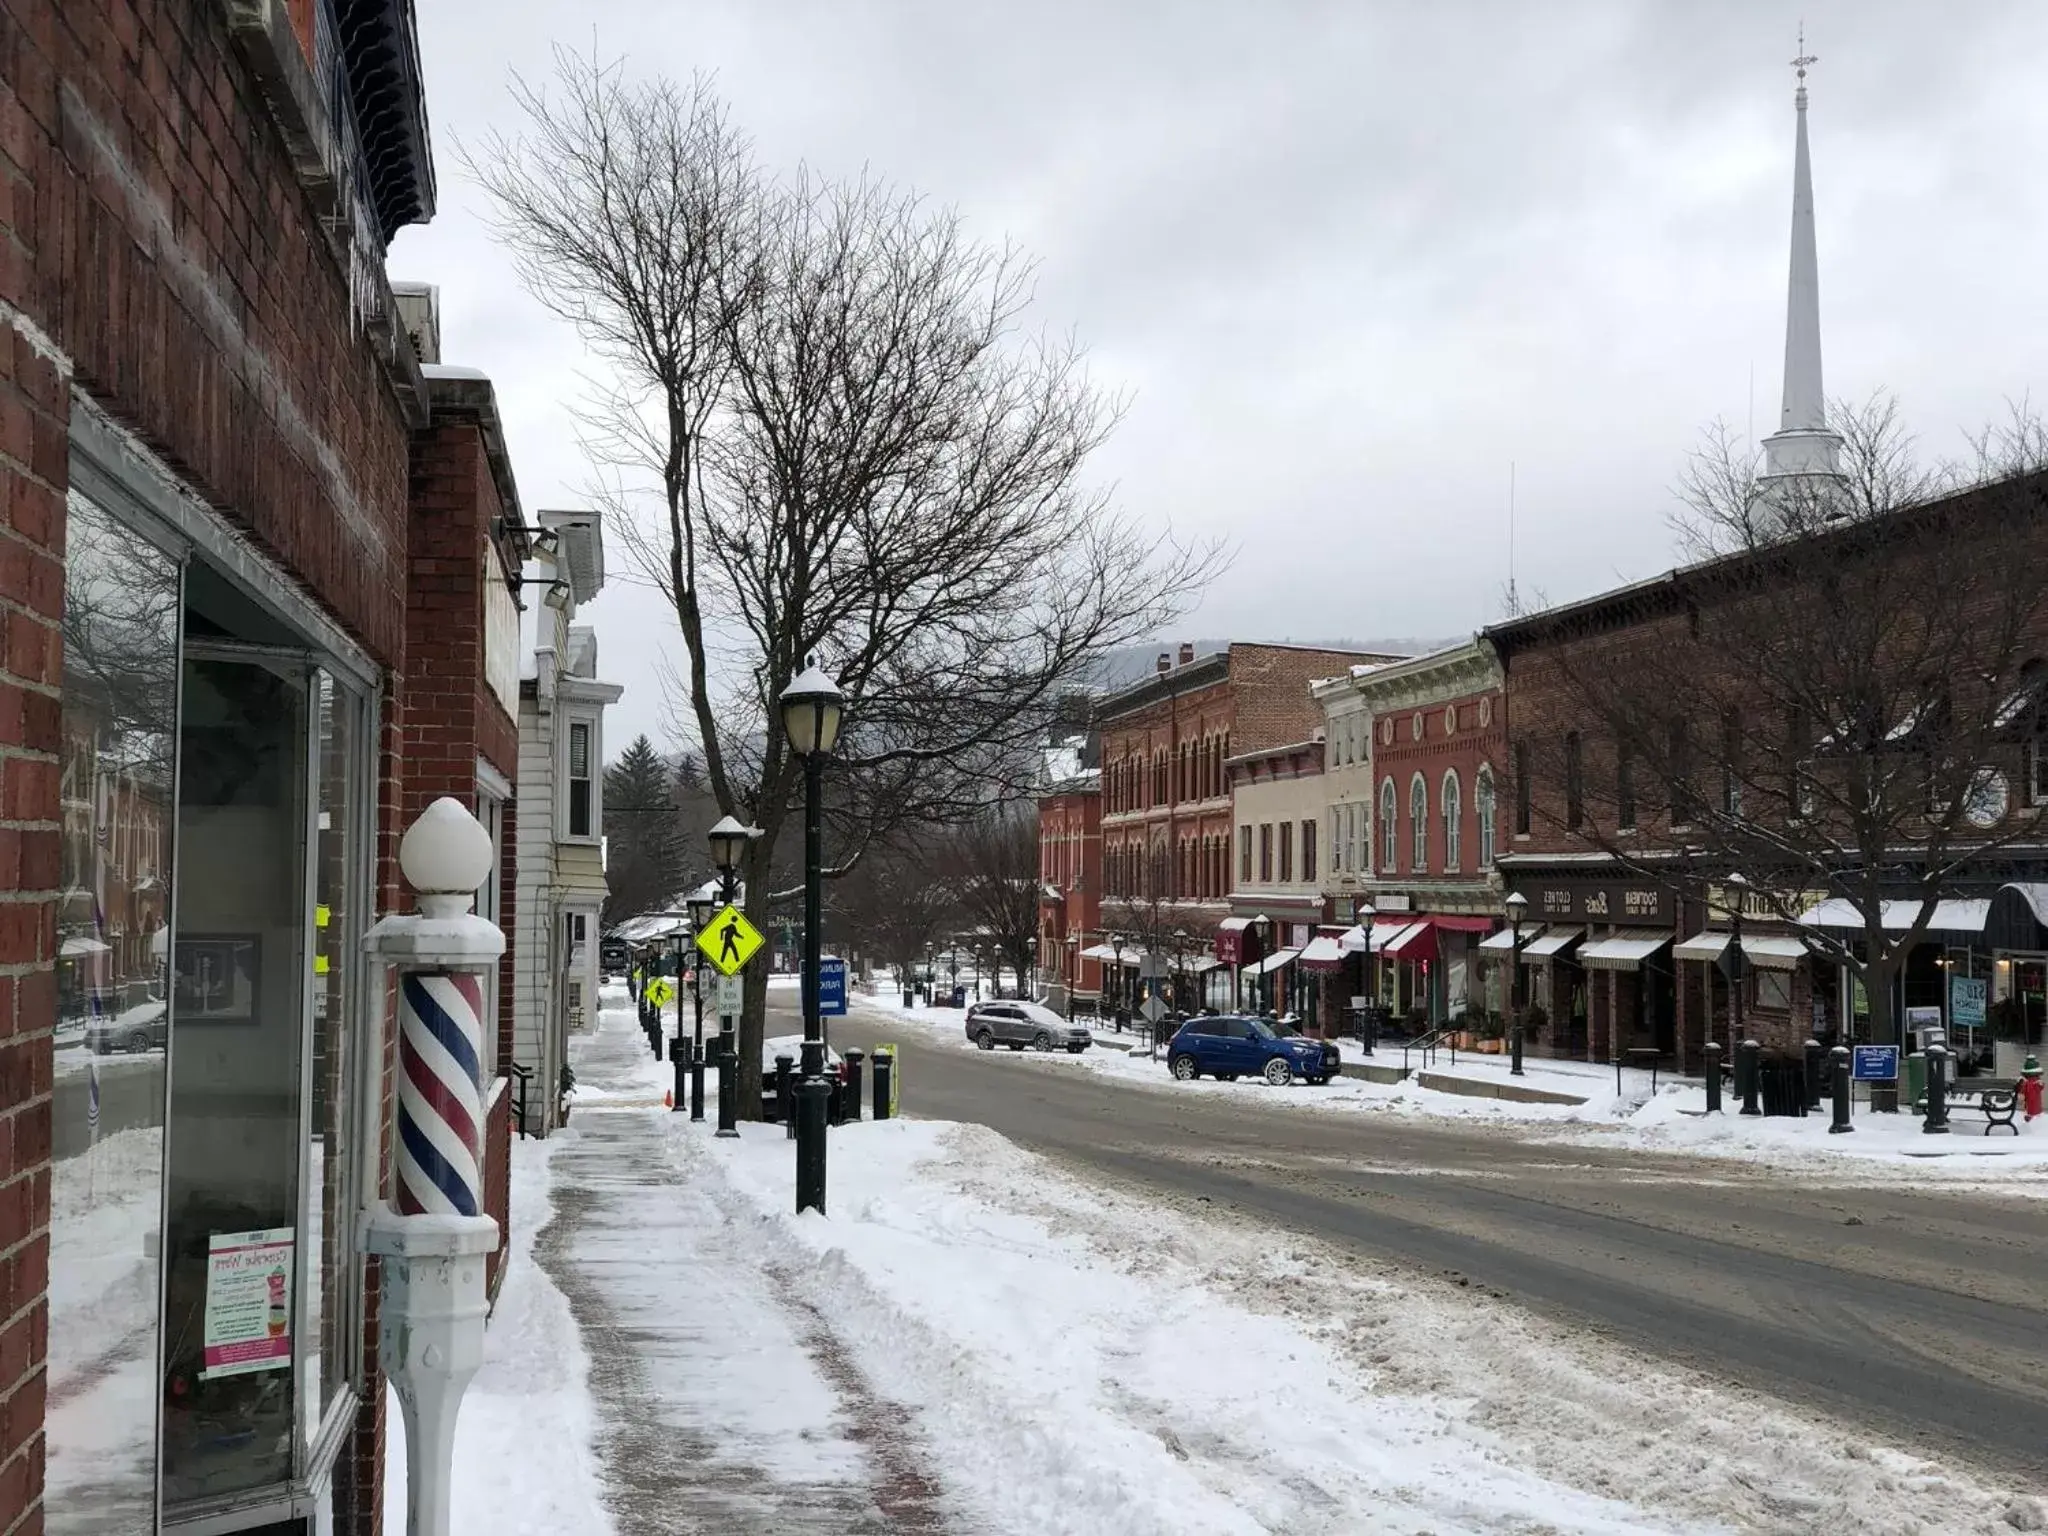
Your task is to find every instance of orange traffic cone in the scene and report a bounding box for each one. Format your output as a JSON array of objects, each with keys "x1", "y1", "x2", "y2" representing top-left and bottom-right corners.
[{"x1": 663, "y1": 1089, "x2": 673, "y2": 1109}]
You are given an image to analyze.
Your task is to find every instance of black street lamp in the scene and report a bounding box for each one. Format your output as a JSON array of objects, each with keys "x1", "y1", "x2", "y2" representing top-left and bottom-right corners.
[
  {"x1": 1505, "y1": 890, "x2": 1528, "y2": 1076},
  {"x1": 779, "y1": 658, "x2": 846, "y2": 1215},
  {"x1": 1171, "y1": 927, "x2": 1191, "y2": 1014},
  {"x1": 1726, "y1": 872, "x2": 1756, "y2": 1116},
  {"x1": 1108, "y1": 930, "x2": 1128, "y2": 1028},
  {"x1": 707, "y1": 814, "x2": 761, "y2": 1138},
  {"x1": 1251, "y1": 913, "x2": 1272, "y2": 1015},
  {"x1": 685, "y1": 890, "x2": 716, "y2": 1120},
  {"x1": 1354, "y1": 899, "x2": 1377, "y2": 1052}
]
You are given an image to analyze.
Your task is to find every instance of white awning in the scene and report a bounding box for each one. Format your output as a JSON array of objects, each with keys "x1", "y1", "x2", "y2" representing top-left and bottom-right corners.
[
  {"x1": 1372, "y1": 921, "x2": 1424, "y2": 953},
  {"x1": 59, "y1": 935, "x2": 110, "y2": 958},
  {"x1": 1673, "y1": 931, "x2": 1729, "y2": 963},
  {"x1": 1298, "y1": 935, "x2": 1345, "y2": 966},
  {"x1": 1579, "y1": 931, "x2": 1671, "y2": 971},
  {"x1": 1218, "y1": 916, "x2": 1253, "y2": 932},
  {"x1": 1798, "y1": 899, "x2": 1990, "y2": 933},
  {"x1": 1743, "y1": 935, "x2": 1809, "y2": 968},
  {"x1": 1178, "y1": 955, "x2": 1224, "y2": 974},
  {"x1": 1523, "y1": 927, "x2": 1583, "y2": 959},
  {"x1": 2002, "y1": 883, "x2": 2048, "y2": 927},
  {"x1": 1078, "y1": 943, "x2": 1121, "y2": 961},
  {"x1": 1337, "y1": 924, "x2": 1370, "y2": 953},
  {"x1": 1253, "y1": 948, "x2": 1299, "y2": 974},
  {"x1": 1478, "y1": 926, "x2": 1528, "y2": 952}
]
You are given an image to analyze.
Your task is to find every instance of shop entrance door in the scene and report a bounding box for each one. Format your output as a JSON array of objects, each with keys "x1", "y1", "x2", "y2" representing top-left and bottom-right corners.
[{"x1": 160, "y1": 643, "x2": 316, "y2": 1516}]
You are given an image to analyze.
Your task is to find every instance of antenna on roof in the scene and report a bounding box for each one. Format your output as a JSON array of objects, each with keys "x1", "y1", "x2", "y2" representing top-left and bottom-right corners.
[{"x1": 1506, "y1": 460, "x2": 1518, "y2": 618}]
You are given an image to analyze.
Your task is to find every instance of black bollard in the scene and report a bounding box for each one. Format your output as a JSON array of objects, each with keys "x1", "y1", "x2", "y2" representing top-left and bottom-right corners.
[
  {"x1": 795, "y1": 1073, "x2": 830, "y2": 1214},
  {"x1": 1704, "y1": 1040, "x2": 1722, "y2": 1114},
  {"x1": 775, "y1": 1053, "x2": 796, "y2": 1136},
  {"x1": 1803, "y1": 1038, "x2": 1825, "y2": 1111},
  {"x1": 844, "y1": 1049, "x2": 865, "y2": 1123},
  {"x1": 1738, "y1": 1038, "x2": 1762, "y2": 1117},
  {"x1": 690, "y1": 1038, "x2": 706, "y2": 1123},
  {"x1": 715, "y1": 1027, "x2": 739, "y2": 1138},
  {"x1": 1828, "y1": 1044, "x2": 1853, "y2": 1134},
  {"x1": 1923, "y1": 1043, "x2": 1951, "y2": 1135},
  {"x1": 1510, "y1": 1022, "x2": 1525, "y2": 1077},
  {"x1": 670, "y1": 1034, "x2": 689, "y2": 1112},
  {"x1": 873, "y1": 1046, "x2": 895, "y2": 1121}
]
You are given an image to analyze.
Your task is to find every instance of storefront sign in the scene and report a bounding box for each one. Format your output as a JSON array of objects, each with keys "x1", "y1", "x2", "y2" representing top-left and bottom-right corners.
[
  {"x1": 1950, "y1": 975, "x2": 1987, "y2": 1027},
  {"x1": 1706, "y1": 882, "x2": 1826, "y2": 922},
  {"x1": 485, "y1": 542, "x2": 522, "y2": 720},
  {"x1": 202, "y1": 1228, "x2": 294, "y2": 1379},
  {"x1": 1851, "y1": 1045, "x2": 1899, "y2": 1082},
  {"x1": 1523, "y1": 879, "x2": 1670, "y2": 925},
  {"x1": 1373, "y1": 893, "x2": 1413, "y2": 913},
  {"x1": 1214, "y1": 928, "x2": 1243, "y2": 963}
]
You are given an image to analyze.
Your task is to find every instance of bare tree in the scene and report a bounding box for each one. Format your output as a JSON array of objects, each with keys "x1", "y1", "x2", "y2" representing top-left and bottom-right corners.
[
  {"x1": 474, "y1": 53, "x2": 1222, "y2": 1111},
  {"x1": 935, "y1": 805, "x2": 1041, "y2": 994},
  {"x1": 1513, "y1": 394, "x2": 2048, "y2": 1054}
]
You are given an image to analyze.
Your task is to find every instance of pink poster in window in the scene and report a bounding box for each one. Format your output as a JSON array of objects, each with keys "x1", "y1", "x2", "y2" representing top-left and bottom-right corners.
[{"x1": 201, "y1": 1227, "x2": 294, "y2": 1379}]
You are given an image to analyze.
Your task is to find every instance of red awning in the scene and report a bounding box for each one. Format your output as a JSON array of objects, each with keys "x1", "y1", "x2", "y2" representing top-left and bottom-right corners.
[
  {"x1": 1380, "y1": 922, "x2": 1439, "y2": 962},
  {"x1": 1431, "y1": 915, "x2": 1496, "y2": 933}
]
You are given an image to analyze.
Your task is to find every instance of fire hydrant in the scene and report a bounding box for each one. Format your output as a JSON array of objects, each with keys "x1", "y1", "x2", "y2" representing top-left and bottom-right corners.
[{"x1": 2021, "y1": 1055, "x2": 2044, "y2": 1121}]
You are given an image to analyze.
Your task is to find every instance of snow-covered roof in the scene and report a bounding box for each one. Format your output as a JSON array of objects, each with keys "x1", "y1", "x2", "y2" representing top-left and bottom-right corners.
[{"x1": 421, "y1": 362, "x2": 490, "y2": 381}]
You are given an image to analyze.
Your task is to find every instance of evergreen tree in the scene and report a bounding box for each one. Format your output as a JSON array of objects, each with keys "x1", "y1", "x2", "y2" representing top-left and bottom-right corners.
[{"x1": 602, "y1": 735, "x2": 686, "y2": 926}]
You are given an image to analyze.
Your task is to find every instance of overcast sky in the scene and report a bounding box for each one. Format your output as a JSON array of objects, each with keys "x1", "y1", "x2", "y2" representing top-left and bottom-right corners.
[{"x1": 390, "y1": 0, "x2": 2048, "y2": 754}]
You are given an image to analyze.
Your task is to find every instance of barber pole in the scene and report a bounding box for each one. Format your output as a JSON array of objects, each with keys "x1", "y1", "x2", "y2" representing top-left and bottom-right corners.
[{"x1": 396, "y1": 970, "x2": 485, "y2": 1217}]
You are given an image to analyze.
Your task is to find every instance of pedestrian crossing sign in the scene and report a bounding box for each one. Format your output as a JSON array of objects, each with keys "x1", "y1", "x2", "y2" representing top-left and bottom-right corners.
[{"x1": 696, "y1": 905, "x2": 765, "y2": 976}]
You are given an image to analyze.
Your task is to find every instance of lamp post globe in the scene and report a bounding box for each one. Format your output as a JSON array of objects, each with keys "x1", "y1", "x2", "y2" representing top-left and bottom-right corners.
[
  {"x1": 778, "y1": 661, "x2": 846, "y2": 759},
  {"x1": 707, "y1": 816, "x2": 751, "y2": 881}
]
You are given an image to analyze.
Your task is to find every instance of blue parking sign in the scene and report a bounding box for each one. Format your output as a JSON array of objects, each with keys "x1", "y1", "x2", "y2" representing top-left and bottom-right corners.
[{"x1": 816, "y1": 957, "x2": 848, "y2": 1017}]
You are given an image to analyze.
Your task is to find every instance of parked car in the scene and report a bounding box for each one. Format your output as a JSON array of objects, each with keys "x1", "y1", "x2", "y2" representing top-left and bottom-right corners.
[
  {"x1": 1266, "y1": 1016, "x2": 1342, "y2": 1080},
  {"x1": 760, "y1": 1034, "x2": 847, "y2": 1118},
  {"x1": 84, "y1": 999, "x2": 169, "y2": 1055},
  {"x1": 965, "y1": 999, "x2": 1091, "y2": 1054},
  {"x1": 1166, "y1": 1014, "x2": 1332, "y2": 1086}
]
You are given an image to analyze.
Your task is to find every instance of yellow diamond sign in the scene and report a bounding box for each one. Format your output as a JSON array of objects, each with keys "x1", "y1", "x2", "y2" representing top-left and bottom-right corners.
[{"x1": 696, "y1": 904, "x2": 765, "y2": 977}]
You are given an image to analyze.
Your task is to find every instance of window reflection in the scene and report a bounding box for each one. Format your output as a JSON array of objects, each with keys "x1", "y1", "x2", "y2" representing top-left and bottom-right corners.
[
  {"x1": 49, "y1": 490, "x2": 180, "y2": 1534},
  {"x1": 161, "y1": 654, "x2": 309, "y2": 1504}
]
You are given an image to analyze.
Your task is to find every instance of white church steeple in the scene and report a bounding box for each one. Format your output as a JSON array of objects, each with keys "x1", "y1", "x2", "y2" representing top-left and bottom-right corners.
[{"x1": 1760, "y1": 32, "x2": 1842, "y2": 482}]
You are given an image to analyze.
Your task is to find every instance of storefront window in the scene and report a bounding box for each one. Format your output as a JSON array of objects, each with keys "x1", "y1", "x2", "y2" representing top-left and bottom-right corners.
[
  {"x1": 161, "y1": 649, "x2": 311, "y2": 1504},
  {"x1": 49, "y1": 489, "x2": 181, "y2": 1534}
]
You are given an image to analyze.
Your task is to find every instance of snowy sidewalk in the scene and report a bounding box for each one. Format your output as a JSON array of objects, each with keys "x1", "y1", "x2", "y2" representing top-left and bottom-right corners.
[{"x1": 537, "y1": 1004, "x2": 946, "y2": 1533}]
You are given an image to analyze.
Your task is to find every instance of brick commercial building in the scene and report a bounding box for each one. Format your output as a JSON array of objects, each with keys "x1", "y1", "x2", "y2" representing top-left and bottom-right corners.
[
  {"x1": 1336, "y1": 642, "x2": 1505, "y2": 1032},
  {"x1": 1034, "y1": 744, "x2": 1102, "y2": 1015},
  {"x1": 0, "y1": 4, "x2": 556, "y2": 1531},
  {"x1": 1096, "y1": 642, "x2": 1398, "y2": 1012}
]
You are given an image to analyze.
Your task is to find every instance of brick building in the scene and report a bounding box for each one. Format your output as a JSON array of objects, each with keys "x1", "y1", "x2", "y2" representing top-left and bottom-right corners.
[
  {"x1": 1034, "y1": 746, "x2": 1102, "y2": 1015},
  {"x1": 1, "y1": 4, "x2": 546, "y2": 1531},
  {"x1": 1095, "y1": 642, "x2": 1398, "y2": 1011},
  {"x1": 1226, "y1": 737, "x2": 1324, "y2": 1018},
  {"x1": 1346, "y1": 642, "x2": 1505, "y2": 1029}
]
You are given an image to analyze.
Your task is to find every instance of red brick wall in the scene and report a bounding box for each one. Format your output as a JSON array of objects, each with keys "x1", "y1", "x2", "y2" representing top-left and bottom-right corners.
[
  {"x1": 0, "y1": 314, "x2": 64, "y2": 1536},
  {"x1": 403, "y1": 419, "x2": 519, "y2": 815},
  {"x1": 0, "y1": 4, "x2": 437, "y2": 1530},
  {"x1": 1367, "y1": 687, "x2": 1505, "y2": 882},
  {"x1": 1036, "y1": 789, "x2": 1102, "y2": 993}
]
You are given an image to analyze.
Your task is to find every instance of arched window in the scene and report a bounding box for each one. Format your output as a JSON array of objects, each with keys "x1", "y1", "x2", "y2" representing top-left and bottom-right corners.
[
  {"x1": 1476, "y1": 765, "x2": 1496, "y2": 870},
  {"x1": 1379, "y1": 778, "x2": 1397, "y2": 871},
  {"x1": 1410, "y1": 774, "x2": 1428, "y2": 872},
  {"x1": 1442, "y1": 770, "x2": 1462, "y2": 871}
]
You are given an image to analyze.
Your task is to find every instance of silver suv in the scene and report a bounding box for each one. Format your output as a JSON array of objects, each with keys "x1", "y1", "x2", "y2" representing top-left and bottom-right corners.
[{"x1": 965, "y1": 1000, "x2": 1092, "y2": 1054}]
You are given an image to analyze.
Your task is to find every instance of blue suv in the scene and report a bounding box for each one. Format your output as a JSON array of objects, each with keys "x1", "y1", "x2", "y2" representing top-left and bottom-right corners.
[{"x1": 1166, "y1": 1014, "x2": 1333, "y2": 1086}]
